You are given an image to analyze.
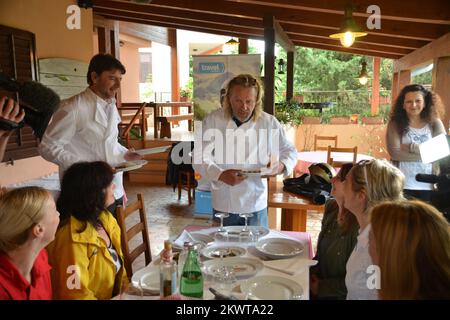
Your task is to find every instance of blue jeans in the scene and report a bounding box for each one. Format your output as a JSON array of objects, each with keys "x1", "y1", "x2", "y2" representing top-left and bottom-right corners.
[{"x1": 213, "y1": 208, "x2": 268, "y2": 228}]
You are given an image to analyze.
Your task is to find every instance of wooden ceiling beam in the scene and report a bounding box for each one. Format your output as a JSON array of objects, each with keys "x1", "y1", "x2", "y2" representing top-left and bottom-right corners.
[
  {"x1": 292, "y1": 40, "x2": 402, "y2": 60},
  {"x1": 94, "y1": 5, "x2": 428, "y2": 50},
  {"x1": 223, "y1": 0, "x2": 450, "y2": 25},
  {"x1": 289, "y1": 34, "x2": 412, "y2": 56},
  {"x1": 145, "y1": 0, "x2": 449, "y2": 40},
  {"x1": 95, "y1": 8, "x2": 263, "y2": 37},
  {"x1": 97, "y1": 13, "x2": 264, "y2": 40}
]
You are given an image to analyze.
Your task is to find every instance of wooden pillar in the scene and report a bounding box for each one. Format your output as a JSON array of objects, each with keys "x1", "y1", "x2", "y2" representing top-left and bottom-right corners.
[
  {"x1": 238, "y1": 38, "x2": 248, "y2": 54},
  {"x1": 263, "y1": 16, "x2": 275, "y2": 115},
  {"x1": 392, "y1": 72, "x2": 399, "y2": 102},
  {"x1": 169, "y1": 28, "x2": 179, "y2": 101},
  {"x1": 97, "y1": 26, "x2": 107, "y2": 53},
  {"x1": 286, "y1": 51, "x2": 294, "y2": 102},
  {"x1": 371, "y1": 57, "x2": 380, "y2": 115},
  {"x1": 110, "y1": 21, "x2": 120, "y2": 59},
  {"x1": 399, "y1": 70, "x2": 411, "y2": 92},
  {"x1": 432, "y1": 56, "x2": 450, "y2": 132}
]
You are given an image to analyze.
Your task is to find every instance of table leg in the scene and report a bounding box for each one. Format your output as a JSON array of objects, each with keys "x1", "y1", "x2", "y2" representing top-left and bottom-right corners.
[{"x1": 280, "y1": 208, "x2": 307, "y2": 232}]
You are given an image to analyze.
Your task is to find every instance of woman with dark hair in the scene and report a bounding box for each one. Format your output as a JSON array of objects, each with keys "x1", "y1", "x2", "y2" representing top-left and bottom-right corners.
[
  {"x1": 386, "y1": 84, "x2": 446, "y2": 202},
  {"x1": 310, "y1": 163, "x2": 359, "y2": 300},
  {"x1": 47, "y1": 161, "x2": 127, "y2": 300}
]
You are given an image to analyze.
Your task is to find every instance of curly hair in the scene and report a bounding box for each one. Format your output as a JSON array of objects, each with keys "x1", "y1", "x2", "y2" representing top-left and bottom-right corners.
[
  {"x1": 57, "y1": 161, "x2": 114, "y2": 232},
  {"x1": 389, "y1": 84, "x2": 445, "y2": 135}
]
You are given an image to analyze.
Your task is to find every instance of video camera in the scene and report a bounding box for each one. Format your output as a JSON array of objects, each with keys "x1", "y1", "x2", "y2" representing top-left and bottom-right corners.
[{"x1": 0, "y1": 72, "x2": 60, "y2": 139}]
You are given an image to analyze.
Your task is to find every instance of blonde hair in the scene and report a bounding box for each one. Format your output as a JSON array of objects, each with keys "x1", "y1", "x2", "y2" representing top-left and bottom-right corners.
[
  {"x1": 350, "y1": 159, "x2": 405, "y2": 209},
  {"x1": 222, "y1": 74, "x2": 264, "y2": 121},
  {"x1": 0, "y1": 187, "x2": 51, "y2": 252},
  {"x1": 370, "y1": 200, "x2": 450, "y2": 299}
]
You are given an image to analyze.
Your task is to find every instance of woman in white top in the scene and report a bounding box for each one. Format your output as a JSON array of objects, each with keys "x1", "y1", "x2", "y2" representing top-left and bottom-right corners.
[
  {"x1": 386, "y1": 84, "x2": 446, "y2": 202},
  {"x1": 342, "y1": 159, "x2": 405, "y2": 300}
]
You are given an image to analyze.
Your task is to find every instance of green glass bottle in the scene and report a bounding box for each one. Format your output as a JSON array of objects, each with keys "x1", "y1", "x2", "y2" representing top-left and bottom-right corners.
[{"x1": 180, "y1": 245, "x2": 203, "y2": 298}]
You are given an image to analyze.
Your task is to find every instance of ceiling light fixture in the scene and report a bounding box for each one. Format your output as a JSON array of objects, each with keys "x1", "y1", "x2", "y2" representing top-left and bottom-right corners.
[
  {"x1": 329, "y1": 5, "x2": 367, "y2": 47},
  {"x1": 358, "y1": 60, "x2": 369, "y2": 85}
]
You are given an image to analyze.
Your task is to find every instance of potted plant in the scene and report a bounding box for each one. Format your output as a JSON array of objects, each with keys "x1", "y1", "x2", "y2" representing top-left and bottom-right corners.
[
  {"x1": 299, "y1": 108, "x2": 321, "y2": 124},
  {"x1": 361, "y1": 110, "x2": 385, "y2": 125},
  {"x1": 179, "y1": 86, "x2": 191, "y2": 102},
  {"x1": 326, "y1": 108, "x2": 351, "y2": 124}
]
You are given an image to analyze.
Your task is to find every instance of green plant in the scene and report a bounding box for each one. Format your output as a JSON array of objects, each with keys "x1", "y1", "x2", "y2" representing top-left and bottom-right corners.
[{"x1": 180, "y1": 85, "x2": 192, "y2": 98}]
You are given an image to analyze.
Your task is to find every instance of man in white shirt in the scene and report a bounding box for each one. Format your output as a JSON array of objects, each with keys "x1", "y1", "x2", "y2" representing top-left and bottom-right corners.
[
  {"x1": 193, "y1": 74, "x2": 297, "y2": 227},
  {"x1": 39, "y1": 53, "x2": 141, "y2": 214}
]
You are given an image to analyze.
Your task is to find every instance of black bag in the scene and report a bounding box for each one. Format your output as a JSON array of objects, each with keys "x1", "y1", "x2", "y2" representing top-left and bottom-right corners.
[{"x1": 283, "y1": 173, "x2": 332, "y2": 205}]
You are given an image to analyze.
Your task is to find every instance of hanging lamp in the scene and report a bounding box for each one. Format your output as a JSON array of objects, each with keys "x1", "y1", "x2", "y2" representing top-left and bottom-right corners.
[{"x1": 329, "y1": 5, "x2": 367, "y2": 47}]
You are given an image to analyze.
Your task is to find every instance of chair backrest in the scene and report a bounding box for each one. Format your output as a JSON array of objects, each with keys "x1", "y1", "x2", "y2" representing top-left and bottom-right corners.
[
  {"x1": 117, "y1": 102, "x2": 148, "y2": 146},
  {"x1": 117, "y1": 193, "x2": 152, "y2": 277},
  {"x1": 314, "y1": 135, "x2": 338, "y2": 151},
  {"x1": 327, "y1": 146, "x2": 358, "y2": 168}
]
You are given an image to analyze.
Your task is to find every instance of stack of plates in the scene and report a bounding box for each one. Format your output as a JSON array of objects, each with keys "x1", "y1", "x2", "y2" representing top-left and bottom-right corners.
[{"x1": 255, "y1": 238, "x2": 304, "y2": 260}]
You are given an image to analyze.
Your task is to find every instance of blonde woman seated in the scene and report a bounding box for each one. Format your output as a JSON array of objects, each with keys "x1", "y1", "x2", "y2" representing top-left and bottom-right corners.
[
  {"x1": 0, "y1": 187, "x2": 60, "y2": 300},
  {"x1": 369, "y1": 200, "x2": 450, "y2": 299},
  {"x1": 47, "y1": 161, "x2": 127, "y2": 300},
  {"x1": 310, "y1": 163, "x2": 359, "y2": 300},
  {"x1": 342, "y1": 159, "x2": 405, "y2": 300}
]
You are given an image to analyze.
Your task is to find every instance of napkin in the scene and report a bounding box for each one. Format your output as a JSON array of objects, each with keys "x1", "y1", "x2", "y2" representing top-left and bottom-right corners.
[
  {"x1": 263, "y1": 258, "x2": 317, "y2": 276},
  {"x1": 173, "y1": 230, "x2": 196, "y2": 248}
]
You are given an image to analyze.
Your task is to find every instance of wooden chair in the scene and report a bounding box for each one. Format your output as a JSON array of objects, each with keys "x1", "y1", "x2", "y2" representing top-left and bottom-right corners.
[
  {"x1": 327, "y1": 146, "x2": 358, "y2": 168},
  {"x1": 178, "y1": 170, "x2": 196, "y2": 205},
  {"x1": 314, "y1": 135, "x2": 338, "y2": 151},
  {"x1": 117, "y1": 102, "x2": 148, "y2": 147},
  {"x1": 116, "y1": 193, "x2": 152, "y2": 278}
]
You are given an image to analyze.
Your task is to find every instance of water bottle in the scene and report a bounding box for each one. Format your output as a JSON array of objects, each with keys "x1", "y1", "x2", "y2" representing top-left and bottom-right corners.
[
  {"x1": 180, "y1": 244, "x2": 203, "y2": 298},
  {"x1": 177, "y1": 241, "x2": 192, "y2": 288}
]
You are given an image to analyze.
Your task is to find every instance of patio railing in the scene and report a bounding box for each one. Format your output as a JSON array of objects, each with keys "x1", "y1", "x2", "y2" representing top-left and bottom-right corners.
[{"x1": 279, "y1": 89, "x2": 392, "y2": 115}]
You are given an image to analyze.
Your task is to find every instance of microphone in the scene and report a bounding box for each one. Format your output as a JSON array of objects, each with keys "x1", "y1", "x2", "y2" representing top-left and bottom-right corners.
[
  {"x1": 0, "y1": 72, "x2": 60, "y2": 139},
  {"x1": 416, "y1": 173, "x2": 450, "y2": 184}
]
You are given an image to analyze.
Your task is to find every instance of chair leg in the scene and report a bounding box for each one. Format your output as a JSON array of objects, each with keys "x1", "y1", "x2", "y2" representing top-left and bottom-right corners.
[
  {"x1": 187, "y1": 174, "x2": 192, "y2": 205},
  {"x1": 178, "y1": 173, "x2": 182, "y2": 200}
]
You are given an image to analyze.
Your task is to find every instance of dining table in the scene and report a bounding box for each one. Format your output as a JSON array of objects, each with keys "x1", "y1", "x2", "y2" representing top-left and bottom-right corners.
[
  {"x1": 127, "y1": 225, "x2": 316, "y2": 300},
  {"x1": 295, "y1": 150, "x2": 374, "y2": 174}
]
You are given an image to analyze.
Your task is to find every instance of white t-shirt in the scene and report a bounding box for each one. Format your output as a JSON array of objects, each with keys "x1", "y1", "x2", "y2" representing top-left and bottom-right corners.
[
  {"x1": 345, "y1": 224, "x2": 379, "y2": 300},
  {"x1": 399, "y1": 125, "x2": 433, "y2": 190}
]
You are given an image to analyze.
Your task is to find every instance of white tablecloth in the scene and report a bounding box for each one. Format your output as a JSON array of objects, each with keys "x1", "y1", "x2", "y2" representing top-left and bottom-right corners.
[{"x1": 132, "y1": 227, "x2": 315, "y2": 300}]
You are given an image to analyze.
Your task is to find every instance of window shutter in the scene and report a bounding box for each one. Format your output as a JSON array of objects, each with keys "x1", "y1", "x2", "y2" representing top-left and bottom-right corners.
[{"x1": 0, "y1": 24, "x2": 39, "y2": 162}]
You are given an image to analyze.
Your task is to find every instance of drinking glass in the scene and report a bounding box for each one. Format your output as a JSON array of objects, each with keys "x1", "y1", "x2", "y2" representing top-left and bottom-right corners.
[
  {"x1": 214, "y1": 212, "x2": 229, "y2": 241},
  {"x1": 238, "y1": 212, "x2": 254, "y2": 242}
]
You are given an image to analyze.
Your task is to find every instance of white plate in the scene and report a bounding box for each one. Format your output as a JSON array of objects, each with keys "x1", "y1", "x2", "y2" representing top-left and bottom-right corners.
[
  {"x1": 240, "y1": 275, "x2": 303, "y2": 300},
  {"x1": 255, "y1": 238, "x2": 304, "y2": 260},
  {"x1": 135, "y1": 146, "x2": 170, "y2": 156},
  {"x1": 131, "y1": 264, "x2": 159, "y2": 293},
  {"x1": 220, "y1": 226, "x2": 270, "y2": 239},
  {"x1": 202, "y1": 257, "x2": 263, "y2": 279},
  {"x1": 238, "y1": 170, "x2": 263, "y2": 177},
  {"x1": 201, "y1": 245, "x2": 247, "y2": 259},
  {"x1": 114, "y1": 160, "x2": 148, "y2": 172}
]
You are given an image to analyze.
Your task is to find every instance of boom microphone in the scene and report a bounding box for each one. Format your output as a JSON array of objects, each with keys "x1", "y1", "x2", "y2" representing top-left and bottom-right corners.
[
  {"x1": 0, "y1": 72, "x2": 60, "y2": 139},
  {"x1": 416, "y1": 173, "x2": 450, "y2": 184}
]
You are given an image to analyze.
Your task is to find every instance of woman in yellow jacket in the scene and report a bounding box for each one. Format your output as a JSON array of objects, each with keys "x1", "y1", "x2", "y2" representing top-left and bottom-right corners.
[{"x1": 47, "y1": 161, "x2": 127, "y2": 300}]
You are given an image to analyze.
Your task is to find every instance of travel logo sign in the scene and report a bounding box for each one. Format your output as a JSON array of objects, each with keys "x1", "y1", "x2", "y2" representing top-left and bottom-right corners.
[{"x1": 197, "y1": 62, "x2": 225, "y2": 74}]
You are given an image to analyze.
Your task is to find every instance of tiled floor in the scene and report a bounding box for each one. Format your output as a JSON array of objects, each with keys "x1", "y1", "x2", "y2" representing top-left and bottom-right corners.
[{"x1": 123, "y1": 179, "x2": 323, "y2": 272}]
